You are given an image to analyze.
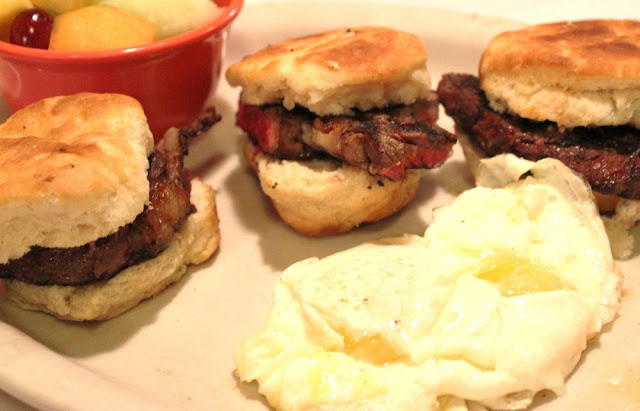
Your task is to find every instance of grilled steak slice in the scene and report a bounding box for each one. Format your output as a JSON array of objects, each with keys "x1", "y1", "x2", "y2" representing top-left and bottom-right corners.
[
  {"x1": 437, "y1": 73, "x2": 640, "y2": 200},
  {"x1": 0, "y1": 108, "x2": 220, "y2": 286},
  {"x1": 236, "y1": 98, "x2": 456, "y2": 181}
]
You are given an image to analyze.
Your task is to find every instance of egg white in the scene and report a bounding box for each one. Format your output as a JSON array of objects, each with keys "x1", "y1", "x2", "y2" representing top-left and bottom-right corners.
[{"x1": 235, "y1": 154, "x2": 622, "y2": 411}]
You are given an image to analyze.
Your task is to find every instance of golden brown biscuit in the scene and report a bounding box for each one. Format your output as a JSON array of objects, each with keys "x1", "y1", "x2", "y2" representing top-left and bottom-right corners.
[
  {"x1": 244, "y1": 142, "x2": 420, "y2": 237},
  {"x1": 480, "y1": 19, "x2": 640, "y2": 127},
  {"x1": 0, "y1": 93, "x2": 153, "y2": 264},
  {"x1": 226, "y1": 26, "x2": 433, "y2": 116}
]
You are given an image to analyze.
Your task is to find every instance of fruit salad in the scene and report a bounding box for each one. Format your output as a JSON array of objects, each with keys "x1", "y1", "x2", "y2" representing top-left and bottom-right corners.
[{"x1": 0, "y1": 0, "x2": 222, "y2": 51}]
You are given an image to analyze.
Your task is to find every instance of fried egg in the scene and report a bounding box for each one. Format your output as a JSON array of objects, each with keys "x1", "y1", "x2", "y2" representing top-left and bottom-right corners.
[{"x1": 234, "y1": 154, "x2": 622, "y2": 411}]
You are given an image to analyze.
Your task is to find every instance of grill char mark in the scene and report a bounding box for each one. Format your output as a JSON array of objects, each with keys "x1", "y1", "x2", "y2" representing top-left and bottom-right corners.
[{"x1": 437, "y1": 73, "x2": 640, "y2": 199}]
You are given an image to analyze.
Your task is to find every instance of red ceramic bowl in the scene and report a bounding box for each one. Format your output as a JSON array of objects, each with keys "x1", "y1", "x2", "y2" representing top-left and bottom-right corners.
[{"x1": 0, "y1": 0, "x2": 243, "y2": 141}]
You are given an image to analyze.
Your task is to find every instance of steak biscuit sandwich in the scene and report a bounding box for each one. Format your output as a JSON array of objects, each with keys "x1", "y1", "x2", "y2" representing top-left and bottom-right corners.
[
  {"x1": 226, "y1": 26, "x2": 456, "y2": 236},
  {"x1": 0, "y1": 93, "x2": 221, "y2": 320},
  {"x1": 437, "y1": 19, "x2": 640, "y2": 258}
]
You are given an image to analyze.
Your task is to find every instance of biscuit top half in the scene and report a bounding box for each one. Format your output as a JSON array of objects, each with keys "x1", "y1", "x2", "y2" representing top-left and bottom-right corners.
[
  {"x1": 479, "y1": 19, "x2": 640, "y2": 127},
  {"x1": 481, "y1": 19, "x2": 640, "y2": 83},
  {"x1": 226, "y1": 26, "x2": 433, "y2": 116}
]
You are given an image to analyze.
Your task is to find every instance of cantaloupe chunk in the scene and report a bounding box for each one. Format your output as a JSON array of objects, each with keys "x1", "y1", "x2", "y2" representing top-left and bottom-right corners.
[
  {"x1": 49, "y1": 4, "x2": 157, "y2": 52},
  {"x1": 98, "y1": 0, "x2": 222, "y2": 40},
  {"x1": 0, "y1": 0, "x2": 33, "y2": 42},
  {"x1": 31, "y1": 0, "x2": 95, "y2": 16}
]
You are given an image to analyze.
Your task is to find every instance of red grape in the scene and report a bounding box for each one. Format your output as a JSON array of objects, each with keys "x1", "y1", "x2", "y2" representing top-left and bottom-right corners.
[{"x1": 10, "y1": 9, "x2": 54, "y2": 49}]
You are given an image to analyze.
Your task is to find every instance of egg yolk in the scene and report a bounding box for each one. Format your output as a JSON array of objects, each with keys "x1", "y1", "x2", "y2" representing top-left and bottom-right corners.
[
  {"x1": 343, "y1": 335, "x2": 402, "y2": 365},
  {"x1": 475, "y1": 254, "x2": 576, "y2": 296}
]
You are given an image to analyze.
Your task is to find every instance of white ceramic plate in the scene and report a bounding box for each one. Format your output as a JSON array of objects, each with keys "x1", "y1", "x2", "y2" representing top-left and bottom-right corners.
[{"x1": 1, "y1": 2, "x2": 639, "y2": 410}]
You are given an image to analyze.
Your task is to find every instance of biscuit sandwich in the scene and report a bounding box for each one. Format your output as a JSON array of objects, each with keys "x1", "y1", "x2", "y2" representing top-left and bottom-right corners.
[
  {"x1": 226, "y1": 26, "x2": 456, "y2": 236},
  {"x1": 0, "y1": 93, "x2": 221, "y2": 321},
  {"x1": 437, "y1": 19, "x2": 640, "y2": 258}
]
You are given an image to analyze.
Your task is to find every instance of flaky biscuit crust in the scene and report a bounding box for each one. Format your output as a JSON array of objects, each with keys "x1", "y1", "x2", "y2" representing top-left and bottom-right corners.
[
  {"x1": 244, "y1": 142, "x2": 421, "y2": 236},
  {"x1": 0, "y1": 93, "x2": 154, "y2": 263},
  {"x1": 480, "y1": 19, "x2": 640, "y2": 127},
  {"x1": 226, "y1": 26, "x2": 432, "y2": 116}
]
